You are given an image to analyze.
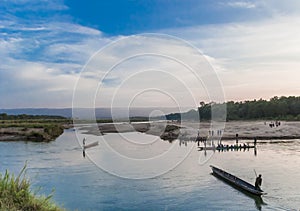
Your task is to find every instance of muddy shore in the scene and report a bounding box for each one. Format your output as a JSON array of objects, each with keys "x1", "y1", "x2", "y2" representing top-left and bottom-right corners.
[
  {"x1": 80, "y1": 122, "x2": 181, "y2": 140},
  {"x1": 0, "y1": 123, "x2": 72, "y2": 142},
  {"x1": 79, "y1": 121, "x2": 300, "y2": 141},
  {"x1": 2, "y1": 120, "x2": 298, "y2": 142}
]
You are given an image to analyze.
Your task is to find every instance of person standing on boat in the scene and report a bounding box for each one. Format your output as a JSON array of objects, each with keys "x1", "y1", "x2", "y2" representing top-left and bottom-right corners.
[
  {"x1": 82, "y1": 138, "x2": 86, "y2": 158},
  {"x1": 83, "y1": 137, "x2": 86, "y2": 148},
  {"x1": 235, "y1": 133, "x2": 239, "y2": 145},
  {"x1": 255, "y1": 174, "x2": 262, "y2": 190}
]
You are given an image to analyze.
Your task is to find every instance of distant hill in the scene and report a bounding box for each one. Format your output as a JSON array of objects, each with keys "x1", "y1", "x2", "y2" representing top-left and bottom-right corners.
[{"x1": 0, "y1": 107, "x2": 190, "y2": 120}]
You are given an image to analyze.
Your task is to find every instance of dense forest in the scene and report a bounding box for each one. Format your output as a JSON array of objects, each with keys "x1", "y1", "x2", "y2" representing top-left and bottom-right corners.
[{"x1": 166, "y1": 96, "x2": 300, "y2": 121}]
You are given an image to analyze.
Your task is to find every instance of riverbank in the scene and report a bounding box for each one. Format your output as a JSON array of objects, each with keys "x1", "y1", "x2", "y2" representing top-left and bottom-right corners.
[
  {"x1": 80, "y1": 122, "x2": 181, "y2": 140},
  {"x1": 0, "y1": 120, "x2": 72, "y2": 142},
  {"x1": 181, "y1": 120, "x2": 300, "y2": 141},
  {"x1": 79, "y1": 120, "x2": 300, "y2": 141}
]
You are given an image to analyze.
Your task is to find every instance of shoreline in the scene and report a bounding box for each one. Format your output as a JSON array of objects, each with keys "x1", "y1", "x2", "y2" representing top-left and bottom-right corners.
[
  {"x1": 80, "y1": 122, "x2": 181, "y2": 140},
  {"x1": 1, "y1": 120, "x2": 299, "y2": 142},
  {"x1": 79, "y1": 120, "x2": 300, "y2": 141}
]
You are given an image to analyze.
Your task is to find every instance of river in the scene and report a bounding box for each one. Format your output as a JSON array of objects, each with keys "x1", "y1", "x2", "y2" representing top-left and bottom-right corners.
[{"x1": 0, "y1": 128, "x2": 299, "y2": 210}]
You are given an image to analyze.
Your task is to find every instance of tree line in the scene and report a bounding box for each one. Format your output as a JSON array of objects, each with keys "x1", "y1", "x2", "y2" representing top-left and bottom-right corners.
[
  {"x1": 0, "y1": 113, "x2": 66, "y2": 120},
  {"x1": 166, "y1": 96, "x2": 300, "y2": 121}
]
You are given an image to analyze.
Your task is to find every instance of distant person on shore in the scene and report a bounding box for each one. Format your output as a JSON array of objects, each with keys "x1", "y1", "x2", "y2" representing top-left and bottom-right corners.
[
  {"x1": 255, "y1": 174, "x2": 262, "y2": 190},
  {"x1": 254, "y1": 137, "x2": 257, "y2": 146}
]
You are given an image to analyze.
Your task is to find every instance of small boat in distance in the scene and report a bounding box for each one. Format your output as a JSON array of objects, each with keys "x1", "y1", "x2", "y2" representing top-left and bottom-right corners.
[
  {"x1": 210, "y1": 165, "x2": 265, "y2": 196},
  {"x1": 198, "y1": 145, "x2": 256, "y2": 151},
  {"x1": 83, "y1": 141, "x2": 99, "y2": 150},
  {"x1": 199, "y1": 145, "x2": 255, "y2": 151}
]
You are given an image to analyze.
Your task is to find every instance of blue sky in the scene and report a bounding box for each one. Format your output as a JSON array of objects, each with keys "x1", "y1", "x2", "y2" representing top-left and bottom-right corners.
[
  {"x1": 64, "y1": 0, "x2": 263, "y2": 35},
  {"x1": 1, "y1": 0, "x2": 300, "y2": 108}
]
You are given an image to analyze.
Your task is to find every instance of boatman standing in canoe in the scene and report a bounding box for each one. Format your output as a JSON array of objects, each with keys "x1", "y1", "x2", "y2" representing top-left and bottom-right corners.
[{"x1": 255, "y1": 174, "x2": 262, "y2": 190}]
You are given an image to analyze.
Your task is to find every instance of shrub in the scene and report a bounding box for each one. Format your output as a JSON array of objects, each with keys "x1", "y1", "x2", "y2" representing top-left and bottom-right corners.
[{"x1": 0, "y1": 164, "x2": 64, "y2": 211}]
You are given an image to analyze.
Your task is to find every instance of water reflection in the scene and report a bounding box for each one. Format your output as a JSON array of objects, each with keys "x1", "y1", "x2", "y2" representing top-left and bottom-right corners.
[
  {"x1": 1, "y1": 129, "x2": 299, "y2": 210},
  {"x1": 79, "y1": 132, "x2": 195, "y2": 179}
]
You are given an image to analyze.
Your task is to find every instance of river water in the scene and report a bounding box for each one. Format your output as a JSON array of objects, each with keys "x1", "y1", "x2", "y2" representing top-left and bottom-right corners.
[{"x1": 0, "y1": 128, "x2": 299, "y2": 210}]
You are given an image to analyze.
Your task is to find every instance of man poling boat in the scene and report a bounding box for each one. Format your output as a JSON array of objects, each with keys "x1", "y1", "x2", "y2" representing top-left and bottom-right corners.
[
  {"x1": 210, "y1": 165, "x2": 265, "y2": 196},
  {"x1": 254, "y1": 169, "x2": 263, "y2": 191}
]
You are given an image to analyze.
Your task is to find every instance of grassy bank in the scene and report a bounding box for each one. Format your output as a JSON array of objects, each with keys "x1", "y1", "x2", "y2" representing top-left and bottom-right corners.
[
  {"x1": 0, "y1": 119, "x2": 72, "y2": 142},
  {"x1": 0, "y1": 166, "x2": 64, "y2": 211}
]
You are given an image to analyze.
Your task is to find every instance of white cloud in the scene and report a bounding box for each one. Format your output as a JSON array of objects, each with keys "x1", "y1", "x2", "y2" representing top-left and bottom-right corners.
[
  {"x1": 2, "y1": 0, "x2": 68, "y2": 12},
  {"x1": 225, "y1": 1, "x2": 256, "y2": 9},
  {"x1": 164, "y1": 13, "x2": 300, "y2": 101},
  {"x1": 71, "y1": 35, "x2": 224, "y2": 109},
  {"x1": 2, "y1": 0, "x2": 300, "y2": 108},
  {"x1": 0, "y1": 1, "x2": 117, "y2": 108},
  {"x1": 45, "y1": 22, "x2": 102, "y2": 36}
]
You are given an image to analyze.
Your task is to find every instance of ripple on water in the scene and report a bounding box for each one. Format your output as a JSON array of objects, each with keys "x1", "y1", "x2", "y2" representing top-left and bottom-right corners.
[{"x1": 0, "y1": 129, "x2": 299, "y2": 210}]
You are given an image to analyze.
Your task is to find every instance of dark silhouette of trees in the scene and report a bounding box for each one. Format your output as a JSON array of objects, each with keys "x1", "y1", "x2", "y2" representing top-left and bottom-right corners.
[
  {"x1": 166, "y1": 96, "x2": 300, "y2": 121},
  {"x1": 0, "y1": 113, "x2": 66, "y2": 120}
]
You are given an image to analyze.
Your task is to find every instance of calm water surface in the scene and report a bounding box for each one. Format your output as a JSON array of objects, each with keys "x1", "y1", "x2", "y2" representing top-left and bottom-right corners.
[{"x1": 0, "y1": 128, "x2": 299, "y2": 210}]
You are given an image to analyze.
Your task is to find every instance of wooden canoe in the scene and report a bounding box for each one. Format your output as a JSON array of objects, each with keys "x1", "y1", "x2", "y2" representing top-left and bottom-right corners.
[
  {"x1": 83, "y1": 141, "x2": 99, "y2": 149},
  {"x1": 210, "y1": 165, "x2": 265, "y2": 196},
  {"x1": 199, "y1": 145, "x2": 255, "y2": 151}
]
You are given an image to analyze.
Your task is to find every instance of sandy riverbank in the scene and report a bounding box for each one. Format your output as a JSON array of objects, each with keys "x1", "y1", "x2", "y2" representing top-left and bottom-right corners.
[
  {"x1": 80, "y1": 122, "x2": 181, "y2": 140},
  {"x1": 180, "y1": 121, "x2": 300, "y2": 140},
  {"x1": 79, "y1": 121, "x2": 300, "y2": 141}
]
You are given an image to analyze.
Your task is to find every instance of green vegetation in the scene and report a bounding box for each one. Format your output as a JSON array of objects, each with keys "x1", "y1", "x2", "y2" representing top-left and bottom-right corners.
[
  {"x1": 0, "y1": 165, "x2": 64, "y2": 211},
  {"x1": 96, "y1": 117, "x2": 150, "y2": 123},
  {"x1": 166, "y1": 96, "x2": 300, "y2": 121},
  {"x1": 164, "y1": 124, "x2": 180, "y2": 132},
  {"x1": 73, "y1": 117, "x2": 151, "y2": 124},
  {"x1": 0, "y1": 113, "x2": 66, "y2": 120},
  {"x1": 225, "y1": 96, "x2": 300, "y2": 121},
  {"x1": 0, "y1": 114, "x2": 72, "y2": 142}
]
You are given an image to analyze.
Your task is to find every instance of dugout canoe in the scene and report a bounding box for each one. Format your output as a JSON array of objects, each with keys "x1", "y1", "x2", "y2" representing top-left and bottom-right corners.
[
  {"x1": 210, "y1": 165, "x2": 265, "y2": 196},
  {"x1": 198, "y1": 145, "x2": 255, "y2": 151},
  {"x1": 83, "y1": 141, "x2": 99, "y2": 149}
]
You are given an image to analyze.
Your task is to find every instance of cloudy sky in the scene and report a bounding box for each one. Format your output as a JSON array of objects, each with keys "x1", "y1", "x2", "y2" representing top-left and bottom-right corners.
[{"x1": 1, "y1": 0, "x2": 300, "y2": 108}]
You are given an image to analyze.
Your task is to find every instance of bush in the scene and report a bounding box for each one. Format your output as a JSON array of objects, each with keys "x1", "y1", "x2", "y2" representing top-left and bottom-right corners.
[
  {"x1": 0, "y1": 165, "x2": 64, "y2": 211},
  {"x1": 27, "y1": 132, "x2": 44, "y2": 142},
  {"x1": 44, "y1": 125, "x2": 64, "y2": 138}
]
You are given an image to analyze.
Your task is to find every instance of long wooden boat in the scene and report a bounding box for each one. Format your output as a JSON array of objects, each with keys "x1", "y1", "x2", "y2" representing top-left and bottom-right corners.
[
  {"x1": 210, "y1": 165, "x2": 265, "y2": 196},
  {"x1": 198, "y1": 145, "x2": 255, "y2": 151},
  {"x1": 83, "y1": 141, "x2": 99, "y2": 149}
]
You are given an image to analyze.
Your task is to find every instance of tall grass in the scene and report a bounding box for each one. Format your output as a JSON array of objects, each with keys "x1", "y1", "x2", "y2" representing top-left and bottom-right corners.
[{"x1": 0, "y1": 165, "x2": 64, "y2": 211}]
